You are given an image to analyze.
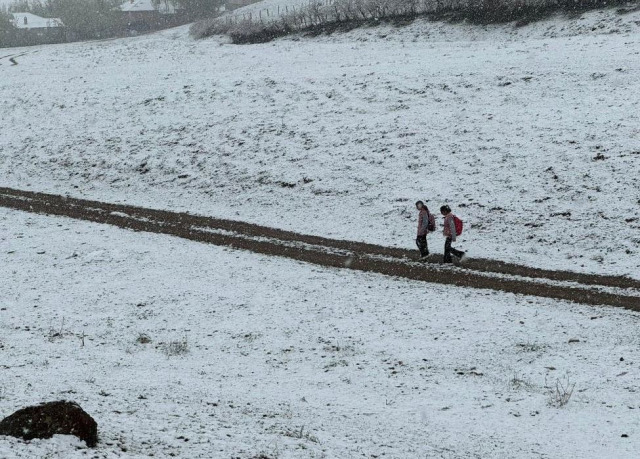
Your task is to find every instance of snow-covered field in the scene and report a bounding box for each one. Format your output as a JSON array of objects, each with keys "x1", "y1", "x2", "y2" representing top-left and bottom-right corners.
[
  {"x1": 1, "y1": 207, "x2": 640, "y2": 458},
  {"x1": 1, "y1": 9, "x2": 640, "y2": 278}
]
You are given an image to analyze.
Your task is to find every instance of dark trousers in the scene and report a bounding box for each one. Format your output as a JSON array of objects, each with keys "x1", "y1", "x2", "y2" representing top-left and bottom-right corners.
[
  {"x1": 416, "y1": 235, "x2": 429, "y2": 257},
  {"x1": 444, "y1": 238, "x2": 464, "y2": 262}
]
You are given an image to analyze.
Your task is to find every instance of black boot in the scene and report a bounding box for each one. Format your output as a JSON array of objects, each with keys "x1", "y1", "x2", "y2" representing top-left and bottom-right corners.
[{"x1": 416, "y1": 236, "x2": 429, "y2": 258}]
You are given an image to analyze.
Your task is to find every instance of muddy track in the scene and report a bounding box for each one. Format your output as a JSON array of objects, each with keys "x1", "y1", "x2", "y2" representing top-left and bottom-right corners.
[
  {"x1": 0, "y1": 51, "x2": 31, "y2": 66},
  {"x1": 1, "y1": 187, "x2": 639, "y2": 310}
]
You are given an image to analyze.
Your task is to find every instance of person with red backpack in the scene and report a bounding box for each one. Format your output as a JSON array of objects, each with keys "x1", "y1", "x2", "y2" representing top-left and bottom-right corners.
[
  {"x1": 415, "y1": 201, "x2": 436, "y2": 259},
  {"x1": 440, "y1": 205, "x2": 465, "y2": 263}
]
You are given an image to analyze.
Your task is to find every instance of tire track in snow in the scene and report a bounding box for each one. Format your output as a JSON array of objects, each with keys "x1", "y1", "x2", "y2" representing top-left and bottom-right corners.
[
  {"x1": 0, "y1": 51, "x2": 35, "y2": 66},
  {"x1": 1, "y1": 187, "x2": 639, "y2": 310}
]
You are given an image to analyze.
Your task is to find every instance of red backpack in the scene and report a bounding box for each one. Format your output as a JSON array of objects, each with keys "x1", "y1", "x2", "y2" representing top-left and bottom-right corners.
[{"x1": 453, "y1": 215, "x2": 463, "y2": 236}]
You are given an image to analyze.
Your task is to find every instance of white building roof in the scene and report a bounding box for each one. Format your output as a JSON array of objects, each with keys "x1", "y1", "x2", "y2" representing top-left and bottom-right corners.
[
  {"x1": 120, "y1": 0, "x2": 177, "y2": 14},
  {"x1": 11, "y1": 12, "x2": 64, "y2": 29}
]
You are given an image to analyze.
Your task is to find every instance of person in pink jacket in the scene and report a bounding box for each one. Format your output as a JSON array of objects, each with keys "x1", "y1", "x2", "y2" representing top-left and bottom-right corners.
[
  {"x1": 440, "y1": 205, "x2": 465, "y2": 263},
  {"x1": 415, "y1": 201, "x2": 434, "y2": 258}
]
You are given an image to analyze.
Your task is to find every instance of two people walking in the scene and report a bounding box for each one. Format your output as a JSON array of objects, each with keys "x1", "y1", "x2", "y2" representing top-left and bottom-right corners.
[{"x1": 415, "y1": 201, "x2": 465, "y2": 263}]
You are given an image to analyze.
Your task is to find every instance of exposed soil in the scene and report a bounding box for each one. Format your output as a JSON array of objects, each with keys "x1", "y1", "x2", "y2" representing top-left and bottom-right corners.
[
  {"x1": 1, "y1": 187, "x2": 638, "y2": 310},
  {"x1": 0, "y1": 401, "x2": 98, "y2": 447}
]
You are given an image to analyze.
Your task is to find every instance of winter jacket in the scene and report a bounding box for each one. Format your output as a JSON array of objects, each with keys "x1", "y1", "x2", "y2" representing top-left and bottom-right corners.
[
  {"x1": 443, "y1": 214, "x2": 457, "y2": 242},
  {"x1": 417, "y1": 209, "x2": 430, "y2": 236}
]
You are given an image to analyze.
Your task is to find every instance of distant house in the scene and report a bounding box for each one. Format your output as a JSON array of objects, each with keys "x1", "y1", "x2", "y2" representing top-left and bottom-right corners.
[
  {"x1": 11, "y1": 13, "x2": 65, "y2": 46},
  {"x1": 119, "y1": 0, "x2": 179, "y2": 32}
]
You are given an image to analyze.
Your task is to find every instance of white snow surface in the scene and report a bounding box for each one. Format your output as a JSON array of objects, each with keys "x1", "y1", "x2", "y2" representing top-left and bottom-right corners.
[
  {"x1": 1, "y1": 9, "x2": 640, "y2": 279},
  {"x1": 120, "y1": 0, "x2": 177, "y2": 15},
  {"x1": 225, "y1": 0, "x2": 315, "y2": 19},
  {"x1": 1, "y1": 207, "x2": 640, "y2": 458}
]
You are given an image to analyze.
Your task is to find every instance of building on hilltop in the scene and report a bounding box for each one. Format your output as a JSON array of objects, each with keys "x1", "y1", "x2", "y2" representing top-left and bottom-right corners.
[
  {"x1": 10, "y1": 12, "x2": 65, "y2": 46},
  {"x1": 119, "y1": 0, "x2": 179, "y2": 33}
]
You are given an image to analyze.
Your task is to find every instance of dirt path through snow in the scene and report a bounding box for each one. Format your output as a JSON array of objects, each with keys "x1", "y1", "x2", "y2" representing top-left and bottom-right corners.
[{"x1": 1, "y1": 186, "x2": 639, "y2": 310}]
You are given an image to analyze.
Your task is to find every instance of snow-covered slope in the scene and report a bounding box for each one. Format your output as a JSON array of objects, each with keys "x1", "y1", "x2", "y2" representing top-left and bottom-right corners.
[
  {"x1": 228, "y1": 0, "x2": 309, "y2": 16},
  {"x1": 343, "y1": 5, "x2": 640, "y2": 41},
  {"x1": 2, "y1": 207, "x2": 640, "y2": 458},
  {"x1": 1, "y1": 8, "x2": 639, "y2": 278},
  {"x1": 225, "y1": 0, "x2": 640, "y2": 33},
  {"x1": 224, "y1": 0, "x2": 311, "y2": 20}
]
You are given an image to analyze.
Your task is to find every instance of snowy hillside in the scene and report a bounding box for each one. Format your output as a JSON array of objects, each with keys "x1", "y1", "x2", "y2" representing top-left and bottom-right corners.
[
  {"x1": 224, "y1": 0, "x2": 313, "y2": 20},
  {"x1": 1, "y1": 8, "x2": 639, "y2": 279},
  {"x1": 2, "y1": 207, "x2": 640, "y2": 458},
  {"x1": 2, "y1": 9, "x2": 640, "y2": 458}
]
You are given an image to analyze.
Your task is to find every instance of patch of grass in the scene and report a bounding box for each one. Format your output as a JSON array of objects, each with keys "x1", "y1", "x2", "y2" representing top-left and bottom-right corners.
[
  {"x1": 547, "y1": 375, "x2": 576, "y2": 407},
  {"x1": 136, "y1": 333, "x2": 152, "y2": 344},
  {"x1": 283, "y1": 425, "x2": 319, "y2": 444},
  {"x1": 324, "y1": 359, "x2": 349, "y2": 370},
  {"x1": 509, "y1": 372, "x2": 535, "y2": 391},
  {"x1": 161, "y1": 336, "x2": 189, "y2": 357},
  {"x1": 47, "y1": 317, "x2": 66, "y2": 342},
  {"x1": 515, "y1": 341, "x2": 548, "y2": 353}
]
